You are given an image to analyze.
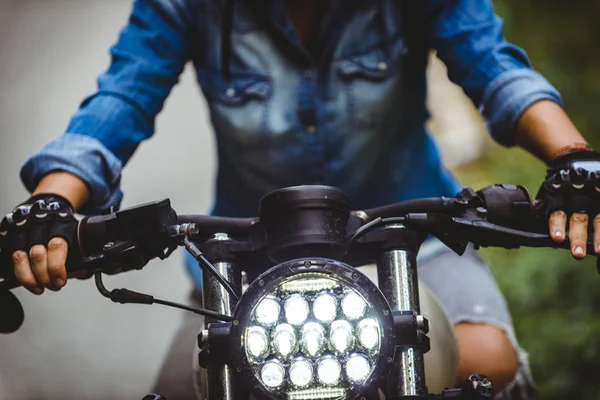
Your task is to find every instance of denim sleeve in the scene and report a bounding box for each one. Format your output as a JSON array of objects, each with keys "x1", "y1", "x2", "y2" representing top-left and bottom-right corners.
[
  {"x1": 20, "y1": 0, "x2": 193, "y2": 214},
  {"x1": 426, "y1": 1, "x2": 563, "y2": 146}
]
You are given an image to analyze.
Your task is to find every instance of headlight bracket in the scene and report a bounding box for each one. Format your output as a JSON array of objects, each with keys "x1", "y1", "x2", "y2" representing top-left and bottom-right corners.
[{"x1": 392, "y1": 311, "x2": 431, "y2": 353}]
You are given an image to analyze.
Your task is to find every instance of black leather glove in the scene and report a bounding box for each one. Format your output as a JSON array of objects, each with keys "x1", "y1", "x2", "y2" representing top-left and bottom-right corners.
[
  {"x1": 0, "y1": 194, "x2": 77, "y2": 268},
  {"x1": 536, "y1": 149, "x2": 600, "y2": 218}
]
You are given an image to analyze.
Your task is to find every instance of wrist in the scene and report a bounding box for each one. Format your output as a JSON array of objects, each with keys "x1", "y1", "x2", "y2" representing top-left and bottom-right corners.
[
  {"x1": 552, "y1": 143, "x2": 594, "y2": 160},
  {"x1": 33, "y1": 171, "x2": 90, "y2": 212},
  {"x1": 23, "y1": 193, "x2": 74, "y2": 210}
]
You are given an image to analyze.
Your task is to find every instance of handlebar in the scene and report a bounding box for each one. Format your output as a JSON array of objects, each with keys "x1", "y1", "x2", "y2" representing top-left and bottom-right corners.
[{"x1": 0, "y1": 184, "x2": 596, "y2": 293}]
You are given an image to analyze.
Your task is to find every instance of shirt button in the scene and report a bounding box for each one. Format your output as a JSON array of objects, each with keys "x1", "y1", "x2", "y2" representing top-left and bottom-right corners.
[
  {"x1": 377, "y1": 61, "x2": 388, "y2": 71},
  {"x1": 225, "y1": 88, "x2": 236, "y2": 97},
  {"x1": 304, "y1": 69, "x2": 313, "y2": 78},
  {"x1": 307, "y1": 125, "x2": 317, "y2": 134}
]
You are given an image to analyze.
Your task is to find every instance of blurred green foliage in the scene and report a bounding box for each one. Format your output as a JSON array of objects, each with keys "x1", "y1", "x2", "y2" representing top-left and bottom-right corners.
[{"x1": 452, "y1": 2, "x2": 600, "y2": 399}]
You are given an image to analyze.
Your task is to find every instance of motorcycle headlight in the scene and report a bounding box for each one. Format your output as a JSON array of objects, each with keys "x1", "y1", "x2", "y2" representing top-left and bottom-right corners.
[{"x1": 230, "y1": 258, "x2": 395, "y2": 400}]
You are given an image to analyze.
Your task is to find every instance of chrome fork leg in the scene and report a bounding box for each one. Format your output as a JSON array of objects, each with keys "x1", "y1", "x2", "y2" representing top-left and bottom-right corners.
[
  {"x1": 201, "y1": 260, "x2": 243, "y2": 400},
  {"x1": 377, "y1": 227, "x2": 427, "y2": 399}
]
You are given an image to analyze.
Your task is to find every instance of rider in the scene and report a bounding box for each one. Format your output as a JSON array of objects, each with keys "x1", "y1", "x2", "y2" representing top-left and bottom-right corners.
[{"x1": 2, "y1": 0, "x2": 599, "y2": 398}]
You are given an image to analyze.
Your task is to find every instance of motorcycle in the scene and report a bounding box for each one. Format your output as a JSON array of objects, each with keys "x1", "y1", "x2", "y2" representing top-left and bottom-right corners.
[{"x1": 0, "y1": 184, "x2": 593, "y2": 400}]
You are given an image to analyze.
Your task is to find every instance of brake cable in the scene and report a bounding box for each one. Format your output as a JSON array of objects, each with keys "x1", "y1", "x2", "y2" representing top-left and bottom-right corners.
[{"x1": 182, "y1": 236, "x2": 240, "y2": 302}]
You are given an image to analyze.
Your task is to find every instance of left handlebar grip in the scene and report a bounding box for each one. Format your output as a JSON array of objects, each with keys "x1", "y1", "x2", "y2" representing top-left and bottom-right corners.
[
  {"x1": 0, "y1": 218, "x2": 94, "y2": 291},
  {"x1": 0, "y1": 253, "x2": 86, "y2": 291}
]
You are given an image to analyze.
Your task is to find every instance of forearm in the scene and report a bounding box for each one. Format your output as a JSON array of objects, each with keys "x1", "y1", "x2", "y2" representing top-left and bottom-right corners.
[
  {"x1": 33, "y1": 171, "x2": 90, "y2": 212},
  {"x1": 514, "y1": 100, "x2": 589, "y2": 164}
]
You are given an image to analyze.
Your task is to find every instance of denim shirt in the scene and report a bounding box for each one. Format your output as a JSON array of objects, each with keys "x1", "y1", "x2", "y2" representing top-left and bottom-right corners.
[{"x1": 20, "y1": 0, "x2": 561, "y2": 287}]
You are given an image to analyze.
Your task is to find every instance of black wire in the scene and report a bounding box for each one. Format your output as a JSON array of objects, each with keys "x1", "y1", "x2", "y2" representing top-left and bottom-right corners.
[
  {"x1": 347, "y1": 217, "x2": 383, "y2": 244},
  {"x1": 347, "y1": 216, "x2": 407, "y2": 244},
  {"x1": 94, "y1": 272, "x2": 233, "y2": 322},
  {"x1": 362, "y1": 198, "x2": 454, "y2": 220},
  {"x1": 154, "y1": 299, "x2": 233, "y2": 321},
  {"x1": 95, "y1": 272, "x2": 111, "y2": 297},
  {"x1": 183, "y1": 237, "x2": 240, "y2": 302}
]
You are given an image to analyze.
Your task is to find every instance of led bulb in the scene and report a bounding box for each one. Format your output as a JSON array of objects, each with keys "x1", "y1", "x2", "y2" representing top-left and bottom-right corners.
[
  {"x1": 313, "y1": 293, "x2": 337, "y2": 323},
  {"x1": 357, "y1": 318, "x2": 380, "y2": 350},
  {"x1": 261, "y1": 361, "x2": 285, "y2": 388},
  {"x1": 317, "y1": 356, "x2": 342, "y2": 386},
  {"x1": 342, "y1": 292, "x2": 366, "y2": 320},
  {"x1": 289, "y1": 358, "x2": 313, "y2": 387},
  {"x1": 281, "y1": 277, "x2": 340, "y2": 293},
  {"x1": 246, "y1": 326, "x2": 269, "y2": 359},
  {"x1": 285, "y1": 295, "x2": 309, "y2": 326},
  {"x1": 255, "y1": 296, "x2": 280, "y2": 326},
  {"x1": 346, "y1": 354, "x2": 371, "y2": 383},
  {"x1": 329, "y1": 320, "x2": 354, "y2": 354},
  {"x1": 273, "y1": 323, "x2": 297, "y2": 359},
  {"x1": 300, "y1": 322, "x2": 326, "y2": 357}
]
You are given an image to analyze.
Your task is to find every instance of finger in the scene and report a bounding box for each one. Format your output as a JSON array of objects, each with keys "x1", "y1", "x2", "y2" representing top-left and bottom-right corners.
[
  {"x1": 594, "y1": 214, "x2": 600, "y2": 255},
  {"x1": 29, "y1": 245, "x2": 55, "y2": 290},
  {"x1": 47, "y1": 237, "x2": 68, "y2": 289},
  {"x1": 569, "y1": 213, "x2": 589, "y2": 259},
  {"x1": 549, "y1": 210, "x2": 567, "y2": 242},
  {"x1": 13, "y1": 250, "x2": 43, "y2": 295}
]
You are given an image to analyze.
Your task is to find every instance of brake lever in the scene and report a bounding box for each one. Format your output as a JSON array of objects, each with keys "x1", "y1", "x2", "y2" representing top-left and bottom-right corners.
[{"x1": 403, "y1": 213, "x2": 596, "y2": 255}]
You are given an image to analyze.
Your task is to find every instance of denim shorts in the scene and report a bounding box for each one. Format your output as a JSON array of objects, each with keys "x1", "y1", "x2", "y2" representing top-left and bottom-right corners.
[{"x1": 416, "y1": 239, "x2": 536, "y2": 400}]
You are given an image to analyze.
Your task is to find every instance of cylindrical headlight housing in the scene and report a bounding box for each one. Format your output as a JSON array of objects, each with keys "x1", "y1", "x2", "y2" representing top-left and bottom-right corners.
[{"x1": 229, "y1": 258, "x2": 395, "y2": 400}]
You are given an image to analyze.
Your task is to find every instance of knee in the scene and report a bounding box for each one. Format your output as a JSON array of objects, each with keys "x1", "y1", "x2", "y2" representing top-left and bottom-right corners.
[{"x1": 454, "y1": 322, "x2": 519, "y2": 393}]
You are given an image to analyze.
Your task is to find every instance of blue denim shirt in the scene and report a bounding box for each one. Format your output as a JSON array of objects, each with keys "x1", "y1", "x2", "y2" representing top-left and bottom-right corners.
[{"x1": 20, "y1": 0, "x2": 561, "y2": 288}]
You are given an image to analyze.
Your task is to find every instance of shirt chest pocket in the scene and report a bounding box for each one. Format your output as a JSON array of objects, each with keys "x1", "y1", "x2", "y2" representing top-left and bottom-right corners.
[
  {"x1": 335, "y1": 39, "x2": 407, "y2": 130},
  {"x1": 200, "y1": 72, "x2": 273, "y2": 146}
]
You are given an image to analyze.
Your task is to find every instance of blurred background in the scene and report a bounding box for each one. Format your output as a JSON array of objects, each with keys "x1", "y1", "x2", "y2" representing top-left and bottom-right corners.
[{"x1": 0, "y1": 0, "x2": 598, "y2": 399}]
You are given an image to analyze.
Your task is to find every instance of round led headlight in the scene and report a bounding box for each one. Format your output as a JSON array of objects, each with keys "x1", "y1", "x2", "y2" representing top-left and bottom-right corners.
[{"x1": 230, "y1": 258, "x2": 395, "y2": 400}]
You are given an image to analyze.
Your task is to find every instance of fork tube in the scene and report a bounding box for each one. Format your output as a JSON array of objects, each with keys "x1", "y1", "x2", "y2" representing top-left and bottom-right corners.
[
  {"x1": 377, "y1": 226, "x2": 427, "y2": 399},
  {"x1": 202, "y1": 259, "x2": 242, "y2": 400}
]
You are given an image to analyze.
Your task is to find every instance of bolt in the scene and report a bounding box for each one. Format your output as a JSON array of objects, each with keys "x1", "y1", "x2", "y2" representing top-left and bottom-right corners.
[
  {"x1": 387, "y1": 357, "x2": 393, "y2": 363},
  {"x1": 383, "y1": 310, "x2": 390, "y2": 316},
  {"x1": 197, "y1": 329, "x2": 209, "y2": 348},
  {"x1": 233, "y1": 320, "x2": 239, "y2": 326},
  {"x1": 185, "y1": 223, "x2": 199, "y2": 236},
  {"x1": 236, "y1": 367, "x2": 242, "y2": 373},
  {"x1": 304, "y1": 260, "x2": 311, "y2": 268},
  {"x1": 351, "y1": 210, "x2": 369, "y2": 222},
  {"x1": 352, "y1": 272, "x2": 359, "y2": 280},
  {"x1": 416, "y1": 315, "x2": 425, "y2": 329},
  {"x1": 213, "y1": 233, "x2": 230, "y2": 241},
  {"x1": 462, "y1": 374, "x2": 493, "y2": 399},
  {"x1": 259, "y1": 279, "x2": 265, "y2": 287}
]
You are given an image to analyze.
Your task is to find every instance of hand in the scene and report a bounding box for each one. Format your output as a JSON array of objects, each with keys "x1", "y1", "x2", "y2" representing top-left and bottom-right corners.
[
  {"x1": 0, "y1": 194, "x2": 77, "y2": 294},
  {"x1": 536, "y1": 148, "x2": 600, "y2": 259}
]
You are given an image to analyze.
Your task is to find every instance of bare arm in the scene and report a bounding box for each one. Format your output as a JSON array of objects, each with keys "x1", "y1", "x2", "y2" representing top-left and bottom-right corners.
[{"x1": 514, "y1": 100, "x2": 590, "y2": 164}]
